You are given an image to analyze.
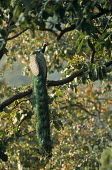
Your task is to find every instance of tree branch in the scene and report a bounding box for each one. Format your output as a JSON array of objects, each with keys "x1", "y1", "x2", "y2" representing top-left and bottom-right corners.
[
  {"x1": 57, "y1": 8, "x2": 112, "y2": 40},
  {"x1": 7, "y1": 27, "x2": 58, "y2": 41},
  {"x1": 57, "y1": 24, "x2": 76, "y2": 40},
  {"x1": 0, "y1": 61, "x2": 112, "y2": 111},
  {"x1": 19, "y1": 130, "x2": 35, "y2": 137},
  {"x1": 0, "y1": 68, "x2": 87, "y2": 111},
  {"x1": 4, "y1": 130, "x2": 35, "y2": 144},
  {"x1": 7, "y1": 27, "x2": 29, "y2": 41},
  {"x1": 47, "y1": 68, "x2": 87, "y2": 86},
  {"x1": 61, "y1": 103, "x2": 96, "y2": 117},
  {"x1": 0, "y1": 88, "x2": 32, "y2": 111}
]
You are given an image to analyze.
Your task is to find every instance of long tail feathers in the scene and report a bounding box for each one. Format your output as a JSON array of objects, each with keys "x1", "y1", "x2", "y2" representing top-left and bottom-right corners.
[{"x1": 33, "y1": 75, "x2": 52, "y2": 156}]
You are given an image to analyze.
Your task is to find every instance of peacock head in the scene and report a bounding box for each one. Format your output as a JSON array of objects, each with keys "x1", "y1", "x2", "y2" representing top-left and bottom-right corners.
[{"x1": 41, "y1": 42, "x2": 50, "y2": 53}]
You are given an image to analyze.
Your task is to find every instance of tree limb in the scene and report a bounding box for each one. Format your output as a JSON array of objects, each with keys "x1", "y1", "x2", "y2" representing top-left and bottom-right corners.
[
  {"x1": 47, "y1": 68, "x2": 87, "y2": 86},
  {"x1": 6, "y1": 8, "x2": 112, "y2": 42},
  {"x1": 0, "y1": 88, "x2": 32, "y2": 111},
  {"x1": 7, "y1": 27, "x2": 58, "y2": 41},
  {"x1": 7, "y1": 28, "x2": 29, "y2": 41},
  {"x1": 57, "y1": 24, "x2": 76, "y2": 40},
  {"x1": 57, "y1": 8, "x2": 112, "y2": 40},
  {"x1": 0, "y1": 61, "x2": 112, "y2": 111},
  {"x1": 61, "y1": 103, "x2": 97, "y2": 117},
  {"x1": 0, "y1": 68, "x2": 87, "y2": 111}
]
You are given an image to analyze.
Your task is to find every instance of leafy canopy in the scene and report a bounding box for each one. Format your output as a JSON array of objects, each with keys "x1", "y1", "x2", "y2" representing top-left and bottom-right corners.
[{"x1": 0, "y1": 0, "x2": 112, "y2": 169}]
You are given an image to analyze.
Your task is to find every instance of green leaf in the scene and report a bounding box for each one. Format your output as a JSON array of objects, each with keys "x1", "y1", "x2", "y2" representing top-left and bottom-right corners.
[
  {"x1": 82, "y1": 72, "x2": 88, "y2": 84},
  {"x1": 0, "y1": 39, "x2": 5, "y2": 50},
  {"x1": 0, "y1": 130, "x2": 5, "y2": 138},
  {"x1": 17, "y1": 12, "x2": 25, "y2": 24},
  {"x1": 77, "y1": 39, "x2": 84, "y2": 53},
  {"x1": 3, "y1": 108, "x2": 12, "y2": 113},
  {"x1": 55, "y1": 24, "x2": 62, "y2": 31},
  {"x1": 53, "y1": 120, "x2": 63, "y2": 131},
  {"x1": 42, "y1": 10, "x2": 50, "y2": 20}
]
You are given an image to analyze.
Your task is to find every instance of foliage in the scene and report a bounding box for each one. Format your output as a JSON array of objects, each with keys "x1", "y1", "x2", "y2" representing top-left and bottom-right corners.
[
  {"x1": 100, "y1": 147, "x2": 112, "y2": 170},
  {"x1": 0, "y1": 0, "x2": 112, "y2": 169},
  {"x1": 1, "y1": 82, "x2": 112, "y2": 169}
]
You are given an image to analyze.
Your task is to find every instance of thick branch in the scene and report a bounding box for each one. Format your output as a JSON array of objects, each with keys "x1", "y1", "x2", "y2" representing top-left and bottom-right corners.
[
  {"x1": 47, "y1": 68, "x2": 87, "y2": 86},
  {"x1": 0, "y1": 88, "x2": 32, "y2": 111},
  {"x1": 0, "y1": 68, "x2": 87, "y2": 111},
  {"x1": 57, "y1": 24, "x2": 76, "y2": 40},
  {"x1": 0, "y1": 61, "x2": 112, "y2": 111}
]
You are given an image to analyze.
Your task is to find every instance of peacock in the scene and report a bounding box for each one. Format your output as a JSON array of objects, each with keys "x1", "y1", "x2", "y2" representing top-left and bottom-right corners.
[{"x1": 29, "y1": 43, "x2": 52, "y2": 156}]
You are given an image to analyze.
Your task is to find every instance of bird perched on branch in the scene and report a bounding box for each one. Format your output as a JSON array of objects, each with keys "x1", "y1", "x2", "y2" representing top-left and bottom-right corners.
[{"x1": 29, "y1": 42, "x2": 52, "y2": 156}]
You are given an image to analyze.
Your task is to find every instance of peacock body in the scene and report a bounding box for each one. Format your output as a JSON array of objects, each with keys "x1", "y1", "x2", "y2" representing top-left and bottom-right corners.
[{"x1": 29, "y1": 43, "x2": 52, "y2": 156}]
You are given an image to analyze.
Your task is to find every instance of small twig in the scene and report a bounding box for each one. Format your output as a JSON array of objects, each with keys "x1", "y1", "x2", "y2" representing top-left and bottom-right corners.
[
  {"x1": 102, "y1": 18, "x2": 110, "y2": 34},
  {"x1": 11, "y1": 97, "x2": 33, "y2": 110},
  {"x1": 18, "y1": 113, "x2": 32, "y2": 127},
  {"x1": 97, "y1": 98, "x2": 112, "y2": 101},
  {"x1": 4, "y1": 130, "x2": 35, "y2": 144},
  {"x1": 20, "y1": 130, "x2": 35, "y2": 137},
  {"x1": 61, "y1": 103, "x2": 96, "y2": 116},
  {"x1": 75, "y1": 103, "x2": 97, "y2": 116},
  {"x1": 7, "y1": 28, "x2": 29, "y2": 41}
]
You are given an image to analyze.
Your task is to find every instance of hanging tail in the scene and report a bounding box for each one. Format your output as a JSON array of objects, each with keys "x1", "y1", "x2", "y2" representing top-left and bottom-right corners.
[{"x1": 33, "y1": 75, "x2": 52, "y2": 156}]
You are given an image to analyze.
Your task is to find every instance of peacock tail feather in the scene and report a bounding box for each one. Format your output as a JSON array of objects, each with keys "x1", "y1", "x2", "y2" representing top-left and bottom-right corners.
[{"x1": 33, "y1": 75, "x2": 51, "y2": 156}]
